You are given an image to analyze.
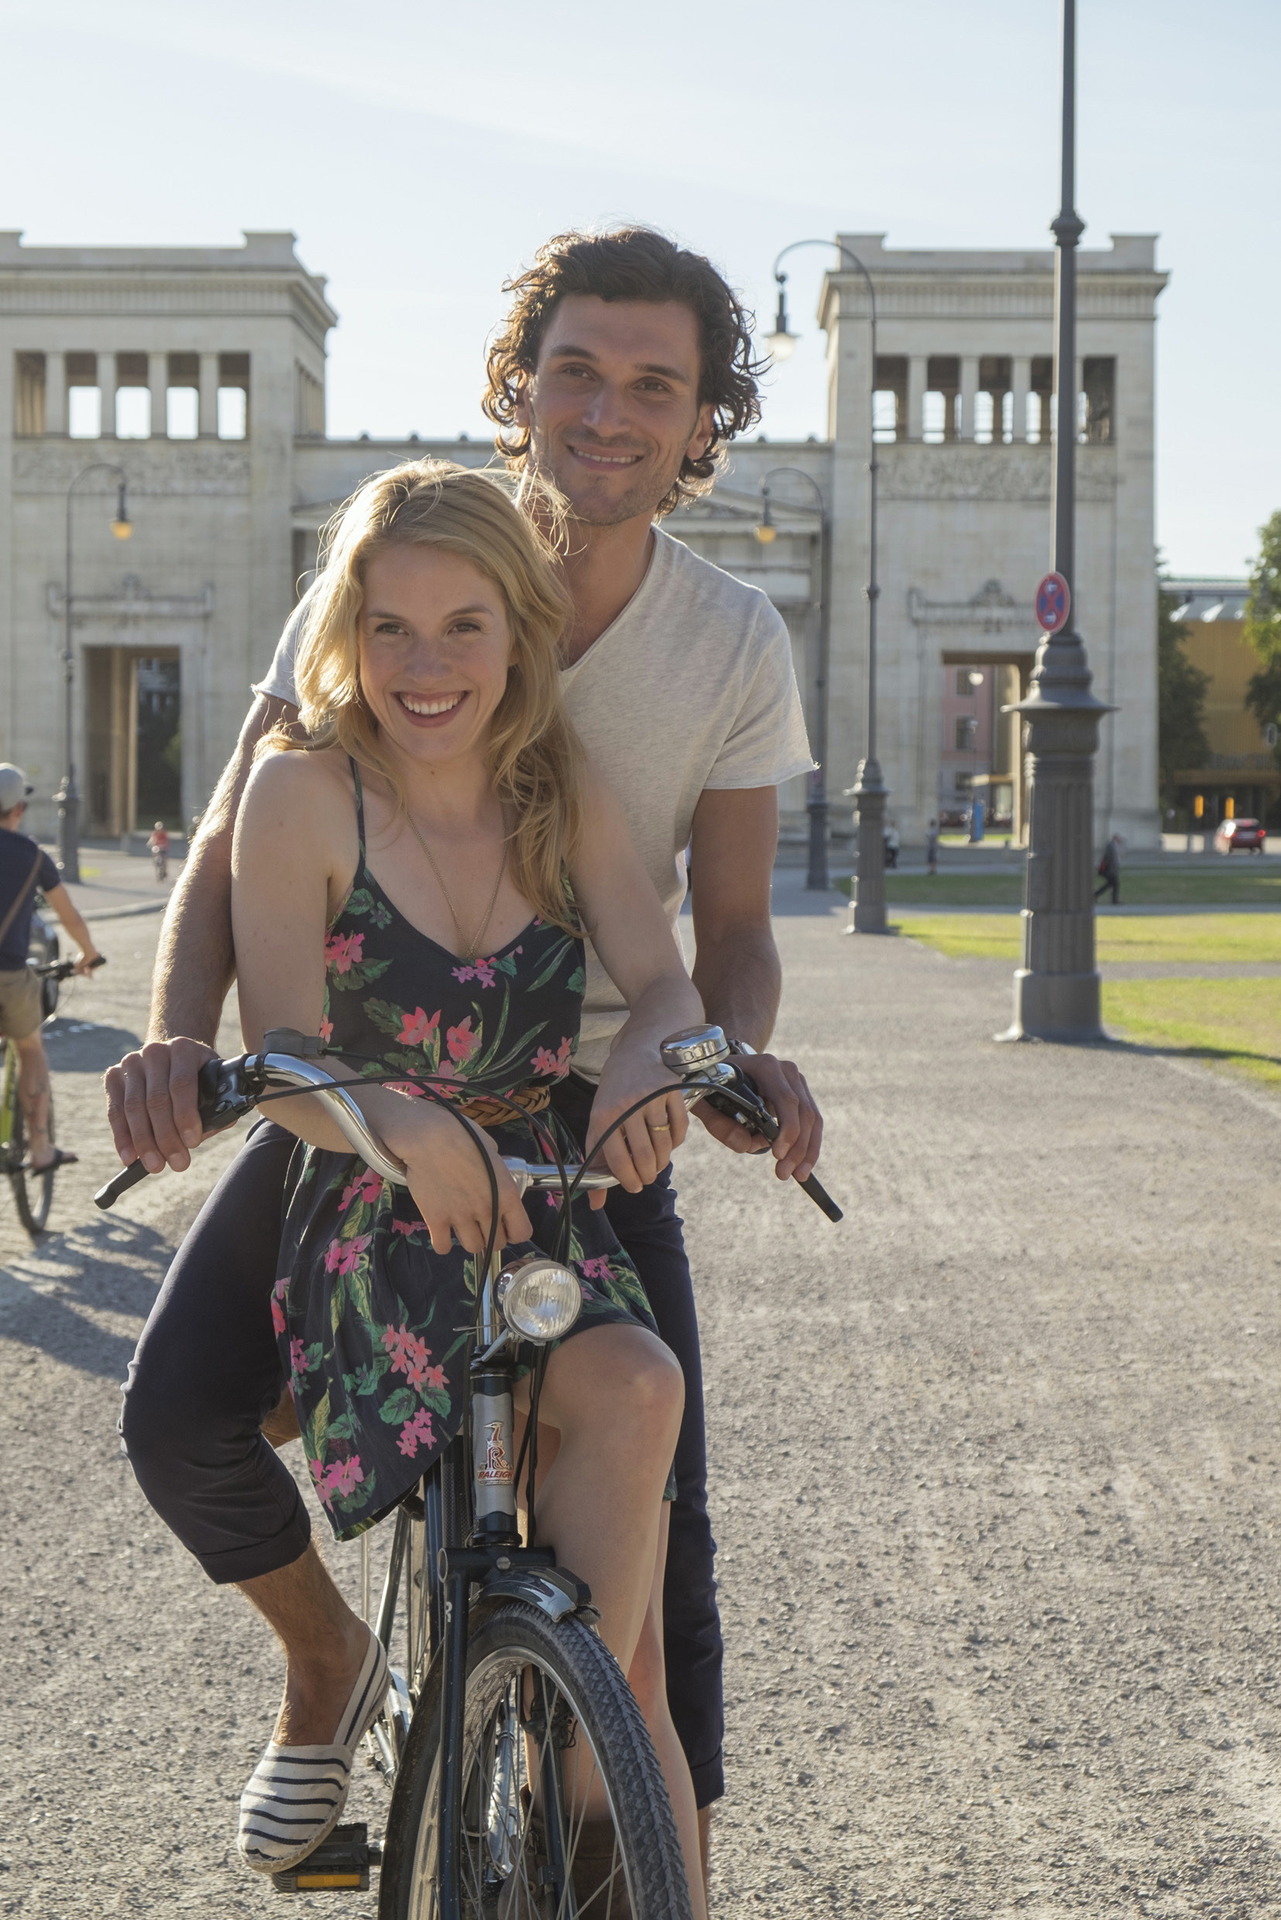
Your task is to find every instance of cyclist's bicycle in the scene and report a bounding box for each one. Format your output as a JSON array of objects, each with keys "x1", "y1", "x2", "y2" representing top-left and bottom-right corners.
[
  {"x1": 95, "y1": 1024, "x2": 840, "y2": 1915},
  {"x1": 2, "y1": 953, "x2": 105, "y2": 1238}
]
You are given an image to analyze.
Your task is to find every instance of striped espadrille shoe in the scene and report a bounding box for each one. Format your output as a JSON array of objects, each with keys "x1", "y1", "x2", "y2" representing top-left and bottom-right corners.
[{"x1": 237, "y1": 1624, "x2": 389, "y2": 1874}]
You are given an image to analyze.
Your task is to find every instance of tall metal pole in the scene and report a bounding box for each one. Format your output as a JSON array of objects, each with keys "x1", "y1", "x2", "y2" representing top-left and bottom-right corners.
[
  {"x1": 59, "y1": 479, "x2": 82, "y2": 885},
  {"x1": 1001, "y1": 0, "x2": 1112, "y2": 1042},
  {"x1": 59, "y1": 463, "x2": 131, "y2": 885},
  {"x1": 768, "y1": 240, "x2": 887, "y2": 929}
]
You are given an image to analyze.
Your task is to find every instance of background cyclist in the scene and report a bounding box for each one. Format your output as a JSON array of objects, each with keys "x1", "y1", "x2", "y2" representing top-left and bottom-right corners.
[{"x1": 0, "y1": 763, "x2": 103, "y2": 1170}]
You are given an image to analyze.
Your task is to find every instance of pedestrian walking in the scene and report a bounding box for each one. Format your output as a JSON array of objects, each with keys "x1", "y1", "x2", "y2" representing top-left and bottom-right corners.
[
  {"x1": 883, "y1": 820, "x2": 900, "y2": 870},
  {"x1": 925, "y1": 818, "x2": 939, "y2": 876},
  {"x1": 1095, "y1": 833, "x2": 1123, "y2": 905}
]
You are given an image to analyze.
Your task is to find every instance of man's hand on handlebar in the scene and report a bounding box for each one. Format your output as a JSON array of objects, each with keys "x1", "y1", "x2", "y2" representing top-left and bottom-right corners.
[
  {"x1": 695, "y1": 1051, "x2": 824, "y2": 1184},
  {"x1": 104, "y1": 1037, "x2": 218, "y2": 1175}
]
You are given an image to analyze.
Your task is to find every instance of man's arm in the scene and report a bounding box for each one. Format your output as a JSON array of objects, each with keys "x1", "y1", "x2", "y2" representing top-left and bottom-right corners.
[
  {"x1": 42, "y1": 884, "x2": 103, "y2": 970},
  {"x1": 104, "y1": 692, "x2": 297, "y2": 1173},
  {"x1": 688, "y1": 786, "x2": 823, "y2": 1183}
]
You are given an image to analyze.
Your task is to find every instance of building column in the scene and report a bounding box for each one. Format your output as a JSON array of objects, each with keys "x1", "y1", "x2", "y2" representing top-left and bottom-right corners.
[
  {"x1": 148, "y1": 352, "x2": 168, "y2": 440},
  {"x1": 45, "y1": 352, "x2": 67, "y2": 435},
  {"x1": 99, "y1": 354, "x2": 116, "y2": 439},
  {"x1": 908, "y1": 355, "x2": 928, "y2": 442},
  {"x1": 959, "y1": 355, "x2": 980, "y2": 441},
  {"x1": 1011, "y1": 358, "x2": 1031, "y2": 443},
  {"x1": 198, "y1": 353, "x2": 219, "y2": 437}
]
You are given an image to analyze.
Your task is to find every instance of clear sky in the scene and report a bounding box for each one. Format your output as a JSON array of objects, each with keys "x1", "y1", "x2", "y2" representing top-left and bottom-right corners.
[{"x1": 4, "y1": 0, "x2": 1275, "y2": 577}]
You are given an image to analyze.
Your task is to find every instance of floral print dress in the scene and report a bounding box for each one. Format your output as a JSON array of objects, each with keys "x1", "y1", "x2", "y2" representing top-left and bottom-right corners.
[{"x1": 275, "y1": 762, "x2": 657, "y2": 1541}]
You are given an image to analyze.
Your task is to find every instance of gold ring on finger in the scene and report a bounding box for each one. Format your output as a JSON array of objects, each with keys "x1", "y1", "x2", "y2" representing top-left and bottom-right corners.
[{"x1": 649, "y1": 1121, "x2": 671, "y2": 1132}]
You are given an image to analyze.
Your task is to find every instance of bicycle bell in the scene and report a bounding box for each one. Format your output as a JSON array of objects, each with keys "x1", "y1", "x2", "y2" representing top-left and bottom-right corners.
[
  {"x1": 659, "y1": 1025, "x2": 732, "y2": 1077},
  {"x1": 496, "y1": 1255, "x2": 583, "y2": 1343}
]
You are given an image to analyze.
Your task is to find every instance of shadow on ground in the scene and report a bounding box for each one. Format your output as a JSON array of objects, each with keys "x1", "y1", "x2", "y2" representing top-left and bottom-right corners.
[
  {"x1": 0, "y1": 1213, "x2": 172, "y2": 1379},
  {"x1": 41, "y1": 1018, "x2": 142, "y2": 1074}
]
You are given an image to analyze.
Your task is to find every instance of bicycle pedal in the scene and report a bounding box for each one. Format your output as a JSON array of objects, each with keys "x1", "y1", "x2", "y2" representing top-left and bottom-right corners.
[{"x1": 270, "y1": 1824, "x2": 381, "y2": 1894}]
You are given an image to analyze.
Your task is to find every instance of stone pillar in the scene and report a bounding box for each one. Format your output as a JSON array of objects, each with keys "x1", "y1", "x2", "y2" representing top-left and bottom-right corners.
[
  {"x1": 45, "y1": 352, "x2": 67, "y2": 435},
  {"x1": 198, "y1": 353, "x2": 219, "y2": 437},
  {"x1": 1011, "y1": 358, "x2": 1031, "y2": 443},
  {"x1": 1001, "y1": 632, "x2": 1113, "y2": 1039},
  {"x1": 908, "y1": 355, "x2": 928, "y2": 442},
  {"x1": 959, "y1": 356, "x2": 980, "y2": 440},
  {"x1": 100, "y1": 354, "x2": 116, "y2": 439},
  {"x1": 148, "y1": 352, "x2": 168, "y2": 440}
]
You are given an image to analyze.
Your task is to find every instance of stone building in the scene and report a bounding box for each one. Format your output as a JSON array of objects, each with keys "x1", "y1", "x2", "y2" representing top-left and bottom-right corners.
[{"x1": 1, "y1": 228, "x2": 1166, "y2": 850}]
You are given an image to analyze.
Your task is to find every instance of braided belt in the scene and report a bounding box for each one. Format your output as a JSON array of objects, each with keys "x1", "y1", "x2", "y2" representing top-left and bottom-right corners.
[{"x1": 450, "y1": 1080, "x2": 553, "y2": 1130}]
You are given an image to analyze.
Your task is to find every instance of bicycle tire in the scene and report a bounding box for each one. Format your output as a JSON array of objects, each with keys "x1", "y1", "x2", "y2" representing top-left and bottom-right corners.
[
  {"x1": 9, "y1": 1083, "x2": 56, "y2": 1238},
  {"x1": 379, "y1": 1601, "x2": 692, "y2": 1920}
]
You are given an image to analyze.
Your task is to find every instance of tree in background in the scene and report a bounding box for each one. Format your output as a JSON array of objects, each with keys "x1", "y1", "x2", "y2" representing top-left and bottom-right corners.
[
  {"x1": 1157, "y1": 578, "x2": 1209, "y2": 809},
  {"x1": 1243, "y1": 511, "x2": 1281, "y2": 772}
]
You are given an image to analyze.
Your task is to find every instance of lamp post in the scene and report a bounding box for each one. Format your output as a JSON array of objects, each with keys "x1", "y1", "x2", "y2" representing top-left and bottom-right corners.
[
  {"x1": 1000, "y1": 0, "x2": 1112, "y2": 1041},
  {"x1": 765, "y1": 239, "x2": 888, "y2": 932},
  {"x1": 754, "y1": 467, "x2": 831, "y2": 889},
  {"x1": 966, "y1": 669, "x2": 984, "y2": 839},
  {"x1": 61, "y1": 464, "x2": 132, "y2": 883}
]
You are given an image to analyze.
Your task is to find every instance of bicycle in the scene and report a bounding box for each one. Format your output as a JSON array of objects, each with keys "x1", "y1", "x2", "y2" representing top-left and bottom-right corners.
[
  {"x1": 96, "y1": 1024, "x2": 840, "y2": 1914},
  {"x1": 2, "y1": 953, "x2": 105, "y2": 1237}
]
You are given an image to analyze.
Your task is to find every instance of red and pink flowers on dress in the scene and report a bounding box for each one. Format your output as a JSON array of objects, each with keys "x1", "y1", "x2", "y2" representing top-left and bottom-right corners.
[
  {"x1": 324, "y1": 930, "x2": 365, "y2": 975},
  {"x1": 323, "y1": 1232, "x2": 371, "y2": 1275},
  {"x1": 531, "y1": 1036, "x2": 574, "y2": 1078},
  {"x1": 396, "y1": 1407, "x2": 436, "y2": 1458},
  {"x1": 397, "y1": 1006, "x2": 441, "y2": 1048},
  {"x1": 382, "y1": 1323, "x2": 447, "y2": 1392},
  {"x1": 310, "y1": 1454, "x2": 365, "y2": 1507}
]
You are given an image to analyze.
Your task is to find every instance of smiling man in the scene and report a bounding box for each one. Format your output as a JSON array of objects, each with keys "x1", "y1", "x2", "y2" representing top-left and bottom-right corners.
[{"x1": 110, "y1": 228, "x2": 819, "y2": 1878}]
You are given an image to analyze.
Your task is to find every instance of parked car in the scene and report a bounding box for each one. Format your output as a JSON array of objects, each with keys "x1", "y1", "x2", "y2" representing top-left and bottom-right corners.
[{"x1": 1213, "y1": 817, "x2": 1267, "y2": 854}]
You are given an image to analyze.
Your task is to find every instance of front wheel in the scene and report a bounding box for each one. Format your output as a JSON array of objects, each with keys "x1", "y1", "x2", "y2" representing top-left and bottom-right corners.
[
  {"x1": 379, "y1": 1602, "x2": 692, "y2": 1920},
  {"x1": 6, "y1": 1074, "x2": 56, "y2": 1238}
]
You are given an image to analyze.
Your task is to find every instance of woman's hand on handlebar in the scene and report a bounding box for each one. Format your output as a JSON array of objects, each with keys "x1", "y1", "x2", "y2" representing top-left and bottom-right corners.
[
  {"x1": 396, "y1": 1104, "x2": 534, "y2": 1256},
  {"x1": 585, "y1": 1051, "x2": 688, "y2": 1207},
  {"x1": 104, "y1": 1037, "x2": 218, "y2": 1175}
]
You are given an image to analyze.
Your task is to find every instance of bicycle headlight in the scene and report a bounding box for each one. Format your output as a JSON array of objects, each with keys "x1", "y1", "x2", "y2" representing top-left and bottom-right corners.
[{"x1": 496, "y1": 1256, "x2": 583, "y2": 1344}]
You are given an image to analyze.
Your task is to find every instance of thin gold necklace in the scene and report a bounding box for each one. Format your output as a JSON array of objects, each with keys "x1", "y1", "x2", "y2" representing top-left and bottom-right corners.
[{"x1": 404, "y1": 809, "x2": 508, "y2": 962}]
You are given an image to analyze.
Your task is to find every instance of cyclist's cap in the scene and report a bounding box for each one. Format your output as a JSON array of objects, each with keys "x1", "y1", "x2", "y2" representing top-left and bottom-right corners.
[{"x1": 0, "y1": 765, "x2": 33, "y2": 813}]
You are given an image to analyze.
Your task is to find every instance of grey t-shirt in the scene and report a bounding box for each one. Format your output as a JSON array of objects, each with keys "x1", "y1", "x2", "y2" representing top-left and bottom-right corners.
[{"x1": 253, "y1": 525, "x2": 812, "y2": 1077}]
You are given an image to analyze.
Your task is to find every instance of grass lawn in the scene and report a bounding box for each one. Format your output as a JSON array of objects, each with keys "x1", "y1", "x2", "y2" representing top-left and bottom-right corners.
[
  {"x1": 895, "y1": 913, "x2": 1281, "y2": 966},
  {"x1": 835, "y1": 867, "x2": 1281, "y2": 908},
  {"x1": 1102, "y1": 979, "x2": 1281, "y2": 1088},
  {"x1": 893, "y1": 912, "x2": 1281, "y2": 1089}
]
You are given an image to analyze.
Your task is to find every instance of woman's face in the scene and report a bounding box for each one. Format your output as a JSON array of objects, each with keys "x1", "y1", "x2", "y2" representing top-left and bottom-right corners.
[{"x1": 358, "y1": 545, "x2": 513, "y2": 772}]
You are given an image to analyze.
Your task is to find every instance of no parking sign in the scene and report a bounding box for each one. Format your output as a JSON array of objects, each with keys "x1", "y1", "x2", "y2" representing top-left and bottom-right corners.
[{"x1": 1035, "y1": 572, "x2": 1071, "y2": 633}]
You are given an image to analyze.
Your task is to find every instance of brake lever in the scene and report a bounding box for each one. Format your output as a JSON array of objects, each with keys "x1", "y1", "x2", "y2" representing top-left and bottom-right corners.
[
  {"x1": 93, "y1": 1055, "x2": 255, "y2": 1211},
  {"x1": 692, "y1": 1070, "x2": 843, "y2": 1224}
]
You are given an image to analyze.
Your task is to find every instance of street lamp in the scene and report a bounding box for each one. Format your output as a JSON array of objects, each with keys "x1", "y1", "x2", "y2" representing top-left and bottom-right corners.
[
  {"x1": 754, "y1": 468, "x2": 831, "y2": 889},
  {"x1": 1000, "y1": 0, "x2": 1112, "y2": 1042},
  {"x1": 61, "y1": 464, "x2": 132, "y2": 883},
  {"x1": 765, "y1": 238, "x2": 888, "y2": 932}
]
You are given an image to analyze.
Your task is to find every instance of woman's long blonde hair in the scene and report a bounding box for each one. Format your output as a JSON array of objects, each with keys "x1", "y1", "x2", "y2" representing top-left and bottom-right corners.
[{"x1": 278, "y1": 460, "x2": 583, "y2": 933}]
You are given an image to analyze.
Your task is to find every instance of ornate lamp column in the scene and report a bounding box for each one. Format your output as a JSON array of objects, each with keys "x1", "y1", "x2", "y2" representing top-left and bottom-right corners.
[{"x1": 1002, "y1": 0, "x2": 1112, "y2": 1041}]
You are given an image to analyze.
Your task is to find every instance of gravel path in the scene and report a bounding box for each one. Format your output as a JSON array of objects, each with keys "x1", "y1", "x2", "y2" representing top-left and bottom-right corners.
[{"x1": 4, "y1": 906, "x2": 1281, "y2": 1917}]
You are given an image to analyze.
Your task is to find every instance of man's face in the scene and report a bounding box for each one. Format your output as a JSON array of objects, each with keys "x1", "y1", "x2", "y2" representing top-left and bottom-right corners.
[{"x1": 516, "y1": 295, "x2": 715, "y2": 527}]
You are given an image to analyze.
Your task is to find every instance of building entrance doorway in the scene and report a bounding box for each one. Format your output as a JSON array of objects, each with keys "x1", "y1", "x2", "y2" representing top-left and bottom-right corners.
[
  {"x1": 85, "y1": 647, "x2": 181, "y2": 836},
  {"x1": 939, "y1": 651, "x2": 1034, "y2": 841}
]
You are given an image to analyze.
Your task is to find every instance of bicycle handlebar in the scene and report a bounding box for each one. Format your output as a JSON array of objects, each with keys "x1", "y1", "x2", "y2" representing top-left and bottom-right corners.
[
  {"x1": 94, "y1": 1023, "x2": 842, "y2": 1223},
  {"x1": 35, "y1": 954, "x2": 107, "y2": 982}
]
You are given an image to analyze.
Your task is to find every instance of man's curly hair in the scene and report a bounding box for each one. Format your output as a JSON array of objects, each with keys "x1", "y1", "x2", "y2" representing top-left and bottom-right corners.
[{"x1": 484, "y1": 227, "x2": 765, "y2": 517}]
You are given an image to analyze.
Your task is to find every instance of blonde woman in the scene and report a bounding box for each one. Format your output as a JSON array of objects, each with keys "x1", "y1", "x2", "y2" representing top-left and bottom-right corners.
[{"x1": 127, "y1": 462, "x2": 707, "y2": 1908}]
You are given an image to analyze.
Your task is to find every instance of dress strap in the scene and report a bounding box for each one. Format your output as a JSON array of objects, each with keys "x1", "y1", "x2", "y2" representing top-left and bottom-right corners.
[{"x1": 348, "y1": 756, "x2": 368, "y2": 864}]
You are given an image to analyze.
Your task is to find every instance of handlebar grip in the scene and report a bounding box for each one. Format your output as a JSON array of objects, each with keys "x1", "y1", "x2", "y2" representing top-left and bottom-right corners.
[
  {"x1": 93, "y1": 1158, "x2": 152, "y2": 1210},
  {"x1": 796, "y1": 1172, "x2": 843, "y2": 1223}
]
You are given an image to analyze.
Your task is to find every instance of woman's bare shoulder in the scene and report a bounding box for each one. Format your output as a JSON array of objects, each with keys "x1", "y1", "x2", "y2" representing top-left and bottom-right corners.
[{"x1": 243, "y1": 743, "x2": 350, "y2": 815}]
